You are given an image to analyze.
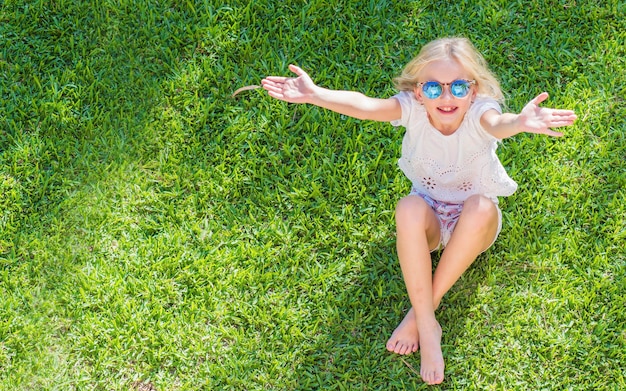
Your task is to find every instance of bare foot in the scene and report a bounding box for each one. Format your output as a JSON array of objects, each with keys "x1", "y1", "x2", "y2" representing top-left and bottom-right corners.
[
  {"x1": 418, "y1": 320, "x2": 444, "y2": 385},
  {"x1": 386, "y1": 308, "x2": 419, "y2": 355}
]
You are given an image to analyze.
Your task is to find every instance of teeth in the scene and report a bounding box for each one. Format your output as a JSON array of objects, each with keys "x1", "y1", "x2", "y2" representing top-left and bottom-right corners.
[{"x1": 439, "y1": 107, "x2": 456, "y2": 112}]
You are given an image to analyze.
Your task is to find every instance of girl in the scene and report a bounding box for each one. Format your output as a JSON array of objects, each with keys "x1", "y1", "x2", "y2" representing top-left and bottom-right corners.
[{"x1": 261, "y1": 37, "x2": 577, "y2": 385}]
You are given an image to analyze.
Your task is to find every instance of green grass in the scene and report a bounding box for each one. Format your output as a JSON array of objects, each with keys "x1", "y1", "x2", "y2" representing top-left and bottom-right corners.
[{"x1": 1, "y1": 0, "x2": 624, "y2": 389}]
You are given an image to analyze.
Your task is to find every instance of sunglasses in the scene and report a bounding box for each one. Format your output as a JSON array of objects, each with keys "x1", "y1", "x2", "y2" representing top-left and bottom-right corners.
[{"x1": 417, "y1": 79, "x2": 476, "y2": 99}]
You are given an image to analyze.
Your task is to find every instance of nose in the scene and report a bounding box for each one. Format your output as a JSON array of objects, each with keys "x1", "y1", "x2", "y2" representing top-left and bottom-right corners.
[{"x1": 439, "y1": 85, "x2": 454, "y2": 100}]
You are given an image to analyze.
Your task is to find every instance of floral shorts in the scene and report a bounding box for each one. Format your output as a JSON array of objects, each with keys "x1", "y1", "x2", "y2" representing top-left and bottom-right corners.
[{"x1": 410, "y1": 189, "x2": 502, "y2": 252}]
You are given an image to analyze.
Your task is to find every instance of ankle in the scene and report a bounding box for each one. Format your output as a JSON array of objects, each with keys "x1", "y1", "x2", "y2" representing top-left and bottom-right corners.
[{"x1": 416, "y1": 317, "x2": 441, "y2": 334}]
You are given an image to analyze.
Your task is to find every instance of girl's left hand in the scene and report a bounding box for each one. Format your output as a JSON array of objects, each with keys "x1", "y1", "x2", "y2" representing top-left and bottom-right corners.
[{"x1": 518, "y1": 92, "x2": 578, "y2": 137}]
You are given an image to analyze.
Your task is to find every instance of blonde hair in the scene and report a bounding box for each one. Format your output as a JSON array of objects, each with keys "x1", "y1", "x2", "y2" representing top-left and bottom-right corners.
[{"x1": 393, "y1": 37, "x2": 504, "y2": 103}]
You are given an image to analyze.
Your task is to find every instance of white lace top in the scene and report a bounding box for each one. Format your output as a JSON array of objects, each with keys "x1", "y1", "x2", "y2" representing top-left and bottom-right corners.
[{"x1": 391, "y1": 91, "x2": 518, "y2": 203}]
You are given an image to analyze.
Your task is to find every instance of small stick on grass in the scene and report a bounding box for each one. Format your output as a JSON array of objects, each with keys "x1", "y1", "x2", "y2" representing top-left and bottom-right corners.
[
  {"x1": 399, "y1": 356, "x2": 421, "y2": 377},
  {"x1": 232, "y1": 85, "x2": 260, "y2": 98}
]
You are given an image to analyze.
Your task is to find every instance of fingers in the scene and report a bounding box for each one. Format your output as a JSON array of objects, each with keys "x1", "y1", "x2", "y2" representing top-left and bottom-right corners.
[
  {"x1": 530, "y1": 91, "x2": 549, "y2": 106},
  {"x1": 260, "y1": 64, "x2": 312, "y2": 103},
  {"x1": 261, "y1": 82, "x2": 282, "y2": 96},
  {"x1": 549, "y1": 117, "x2": 577, "y2": 127},
  {"x1": 261, "y1": 64, "x2": 304, "y2": 95},
  {"x1": 288, "y1": 63, "x2": 305, "y2": 76},
  {"x1": 541, "y1": 111, "x2": 576, "y2": 137},
  {"x1": 262, "y1": 76, "x2": 289, "y2": 84},
  {"x1": 525, "y1": 94, "x2": 577, "y2": 137},
  {"x1": 261, "y1": 82, "x2": 289, "y2": 101},
  {"x1": 529, "y1": 92, "x2": 578, "y2": 122},
  {"x1": 547, "y1": 109, "x2": 578, "y2": 127},
  {"x1": 550, "y1": 108, "x2": 577, "y2": 116},
  {"x1": 544, "y1": 129, "x2": 564, "y2": 137},
  {"x1": 263, "y1": 64, "x2": 305, "y2": 82}
]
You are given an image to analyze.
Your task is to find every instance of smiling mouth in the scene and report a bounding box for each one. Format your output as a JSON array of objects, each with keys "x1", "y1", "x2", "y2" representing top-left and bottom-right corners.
[{"x1": 438, "y1": 106, "x2": 457, "y2": 113}]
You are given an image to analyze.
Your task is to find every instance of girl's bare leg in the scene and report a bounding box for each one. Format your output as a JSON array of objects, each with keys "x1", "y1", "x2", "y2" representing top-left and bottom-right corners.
[
  {"x1": 386, "y1": 195, "x2": 444, "y2": 384},
  {"x1": 431, "y1": 195, "x2": 499, "y2": 307},
  {"x1": 386, "y1": 194, "x2": 499, "y2": 385}
]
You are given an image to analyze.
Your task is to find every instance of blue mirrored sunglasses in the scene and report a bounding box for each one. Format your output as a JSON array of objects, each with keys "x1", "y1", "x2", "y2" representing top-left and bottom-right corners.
[{"x1": 417, "y1": 79, "x2": 476, "y2": 99}]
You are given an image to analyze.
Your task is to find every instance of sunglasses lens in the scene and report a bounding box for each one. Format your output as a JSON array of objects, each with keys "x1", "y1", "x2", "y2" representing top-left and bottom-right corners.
[
  {"x1": 422, "y1": 82, "x2": 442, "y2": 99},
  {"x1": 450, "y1": 80, "x2": 471, "y2": 98}
]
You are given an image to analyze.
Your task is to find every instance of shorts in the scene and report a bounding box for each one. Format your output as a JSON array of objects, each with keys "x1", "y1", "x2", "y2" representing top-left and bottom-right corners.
[{"x1": 410, "y1": 189, "x2": 502, "y2": 252}]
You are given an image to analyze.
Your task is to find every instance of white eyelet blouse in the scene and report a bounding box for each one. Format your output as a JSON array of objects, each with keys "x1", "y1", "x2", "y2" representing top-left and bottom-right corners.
[{"x1": 391, "y1": 91, "x2": 518, "y2": 203}]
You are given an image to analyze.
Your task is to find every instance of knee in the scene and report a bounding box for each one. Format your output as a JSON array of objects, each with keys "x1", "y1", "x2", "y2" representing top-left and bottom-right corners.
[
  {"x1": 395, "y1": 196, "x2": 431, "y2": 227},
  {"x1": 463, "y1": 195, "x2": 498, "y2": 229}
]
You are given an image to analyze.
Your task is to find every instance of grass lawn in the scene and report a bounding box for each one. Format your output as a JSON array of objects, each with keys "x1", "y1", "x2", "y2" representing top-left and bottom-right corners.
[{"x1": 1, "y1": 0, "x2": 624, "y2": 389}]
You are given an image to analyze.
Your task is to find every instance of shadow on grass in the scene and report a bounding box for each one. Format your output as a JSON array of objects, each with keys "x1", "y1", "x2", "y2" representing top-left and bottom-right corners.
[{"x1": 0, "y1": 1, "x2": 244, "y2": 387}]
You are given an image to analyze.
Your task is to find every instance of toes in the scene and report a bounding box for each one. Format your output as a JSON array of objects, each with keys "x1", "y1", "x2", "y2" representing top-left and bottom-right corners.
[
  {"x1": 422, "y1": 370, "x2": 434, "y2": 385},
  {"x1": 394, "y1": 342, "x2": 411, "y2": 355},
  {"x1": 421, "y1": 370, "x2": 430, "y2": 385},
  {"x1": 421, "y1": 370, "x2": 444, "y2": 385},
  {"x1": 387, "y1": 338, "x2": 419, "y2": 356},
  {"x1": 403, "y1": 343, "x2": 418, "y2": 355},
  {"x1": 432, "y1": 372, "x2": 444, "y2": 385}
]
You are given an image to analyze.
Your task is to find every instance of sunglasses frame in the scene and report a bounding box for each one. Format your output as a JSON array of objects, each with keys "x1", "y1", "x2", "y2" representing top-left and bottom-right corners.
[{"x1": 417, "y1": 79, "x2": 476, "y2": 99}]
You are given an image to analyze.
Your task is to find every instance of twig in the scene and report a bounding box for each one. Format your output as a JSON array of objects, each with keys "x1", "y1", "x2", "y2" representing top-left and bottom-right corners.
[
  {"x1": 231, "y1": 85, "x2": 260, "y2": 98},
  {"x1": 399, "y1": 356, "x2": 420, "y2": 377}
]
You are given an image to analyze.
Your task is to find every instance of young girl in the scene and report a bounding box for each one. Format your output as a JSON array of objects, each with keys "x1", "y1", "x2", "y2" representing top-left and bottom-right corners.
[{"x1": 261, "y1": 37, "x2": 577, "y2": 385}]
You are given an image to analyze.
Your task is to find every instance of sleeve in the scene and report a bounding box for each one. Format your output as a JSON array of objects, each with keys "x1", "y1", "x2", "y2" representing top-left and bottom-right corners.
[
  {"x1": 470, "y1": 98, "x2": 502, "y2": 138},
  {"x1": 390, "y1": 91, "x2": 413, "y2": 127}
]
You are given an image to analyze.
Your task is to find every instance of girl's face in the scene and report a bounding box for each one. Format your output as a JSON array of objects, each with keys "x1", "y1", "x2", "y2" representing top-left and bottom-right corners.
[{"x1": 413, "y1": 58, "x2": 476, "y2": 135}]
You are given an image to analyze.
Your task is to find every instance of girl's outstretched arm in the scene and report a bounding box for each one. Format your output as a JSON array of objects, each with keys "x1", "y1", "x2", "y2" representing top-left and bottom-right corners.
[
  {"x1": 480, "y1": 92, "x2": 577, "y2": 139},
  {"x1": 261, "y1": 64, "x2": 401, "y2": 122}
]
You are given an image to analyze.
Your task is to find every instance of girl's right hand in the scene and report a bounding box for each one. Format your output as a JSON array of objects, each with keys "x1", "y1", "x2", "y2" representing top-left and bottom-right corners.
[{"x1": 261, "y1": 64, "x2": 317, "y2": 104}]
